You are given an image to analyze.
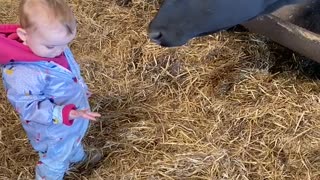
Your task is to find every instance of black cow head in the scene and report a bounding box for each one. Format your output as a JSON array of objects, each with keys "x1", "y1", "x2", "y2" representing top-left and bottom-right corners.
[{"x1": 148, "y1": 0, "x2": 302, "y2": 47}]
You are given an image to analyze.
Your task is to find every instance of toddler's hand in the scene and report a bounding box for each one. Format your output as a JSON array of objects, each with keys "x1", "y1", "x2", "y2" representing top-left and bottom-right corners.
[{"x1": 69, "y1": 109, "x2": 101, "y2": 121}]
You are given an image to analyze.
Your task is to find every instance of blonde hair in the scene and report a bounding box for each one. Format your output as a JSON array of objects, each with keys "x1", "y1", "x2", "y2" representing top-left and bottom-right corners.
[{"x1": 19, "y1": 0, "x2": 76, "y2": 34}]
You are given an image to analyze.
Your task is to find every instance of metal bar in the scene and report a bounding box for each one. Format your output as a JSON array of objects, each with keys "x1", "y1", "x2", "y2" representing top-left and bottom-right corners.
[{"x1": 242, "y1": 14, "x2": 320, "y2": 63}]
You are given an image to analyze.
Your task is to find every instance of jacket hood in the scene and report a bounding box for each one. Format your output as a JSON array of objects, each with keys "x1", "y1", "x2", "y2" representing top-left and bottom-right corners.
[{"x1": 0, "y1": 24, "x2": 68, "y2": 66}]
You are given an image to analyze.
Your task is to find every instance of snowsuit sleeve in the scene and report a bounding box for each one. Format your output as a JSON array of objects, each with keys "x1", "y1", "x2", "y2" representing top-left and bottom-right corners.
[{"x1": 2, "y1": 64, "x2": 75, "y2": 126}]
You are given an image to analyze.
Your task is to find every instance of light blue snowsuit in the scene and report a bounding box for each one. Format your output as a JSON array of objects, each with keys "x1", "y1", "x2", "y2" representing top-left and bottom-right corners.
[{"x1": 2, "y1": 48, "x2": 90, "y2": 179}]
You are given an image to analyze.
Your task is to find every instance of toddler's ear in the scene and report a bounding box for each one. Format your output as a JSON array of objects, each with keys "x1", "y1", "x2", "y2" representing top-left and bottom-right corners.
[{"x1": 16, "y1": 28, "x2": 27, "y2": 44}]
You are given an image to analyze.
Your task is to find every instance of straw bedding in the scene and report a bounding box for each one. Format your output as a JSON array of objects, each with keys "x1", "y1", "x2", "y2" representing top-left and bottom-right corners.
[{"x1": 1, "y1": 0, "x2": 320, "y2": 179}]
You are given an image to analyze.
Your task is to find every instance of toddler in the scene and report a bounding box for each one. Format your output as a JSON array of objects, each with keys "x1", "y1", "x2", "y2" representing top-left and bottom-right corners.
[{"x1": 0, "y1": 0, "x2": 101, "y2": 179}]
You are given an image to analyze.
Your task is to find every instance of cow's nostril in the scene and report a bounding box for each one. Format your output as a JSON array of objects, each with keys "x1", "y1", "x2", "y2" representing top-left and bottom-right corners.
[{"x1": 149, "y1": 31, "x2": 162, "y2": 41}]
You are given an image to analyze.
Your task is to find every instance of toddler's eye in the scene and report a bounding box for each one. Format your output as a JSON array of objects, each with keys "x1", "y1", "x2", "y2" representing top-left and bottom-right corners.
[{"x1": 46, "y1": 46, "x2": 55, "y2": 49}]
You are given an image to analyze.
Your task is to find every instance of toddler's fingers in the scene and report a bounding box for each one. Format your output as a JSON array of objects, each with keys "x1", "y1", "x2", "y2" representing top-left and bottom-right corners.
[
  {"x1": 82, "y1": 113, "x2": 98, "y2": 121},
  {"x1": 81, "y1": 109, "x2": 100, "y2": 115},
  {"x1": 87, "y1": 112, "x2": 101, "y2": 117}
]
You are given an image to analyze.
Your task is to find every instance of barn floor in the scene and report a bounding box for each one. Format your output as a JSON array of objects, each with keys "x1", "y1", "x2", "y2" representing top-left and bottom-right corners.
[{"x1": 1, "y1": 0, "x2": 320, "y2": 179}]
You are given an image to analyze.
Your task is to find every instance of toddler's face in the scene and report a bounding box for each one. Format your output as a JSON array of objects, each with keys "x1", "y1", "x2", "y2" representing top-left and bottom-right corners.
[{"x1": 25, "y1": 21, "x2": 76, "y2": 58}]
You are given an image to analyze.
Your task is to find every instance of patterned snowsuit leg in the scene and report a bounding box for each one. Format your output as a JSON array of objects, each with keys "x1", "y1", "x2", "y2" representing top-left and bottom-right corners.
[{"x1": 35, "y1": 135, "x2": 86, "y2": 179}]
